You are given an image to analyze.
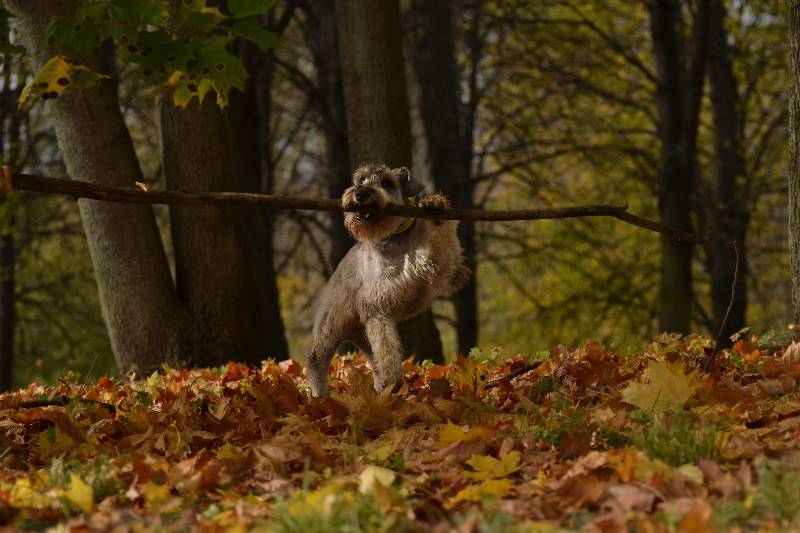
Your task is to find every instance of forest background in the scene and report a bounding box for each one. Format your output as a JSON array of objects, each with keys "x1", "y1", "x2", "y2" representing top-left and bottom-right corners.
[{"x1": 0, "y1": 0, "x2": 788, "y2": 389}]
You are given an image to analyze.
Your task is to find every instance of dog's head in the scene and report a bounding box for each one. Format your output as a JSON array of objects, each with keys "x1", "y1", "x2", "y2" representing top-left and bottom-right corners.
[{"x1": 342, "y1": 164, "x2": 424, "y2": 241}]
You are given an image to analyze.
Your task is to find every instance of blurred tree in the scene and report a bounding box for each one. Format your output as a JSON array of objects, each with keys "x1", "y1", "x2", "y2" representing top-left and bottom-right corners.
[
  {"x1": 647, "y1": 0, "x2": 710, "y2": 334},
  {"x1": 408, "y1": 0, "x2": 478, "y2": 355},
  {"x1": 706, "y1": 0, "x2": 747, "y2": 342},
  {"x1": 301, "y1": 0, "x2": 352, "y2": 271},
  {"x1": 791, "y1": 0, "x2": 800, "y2": 324},
  {"x1": 3, "y1": 0, "x2": 288, "y2": 372}
]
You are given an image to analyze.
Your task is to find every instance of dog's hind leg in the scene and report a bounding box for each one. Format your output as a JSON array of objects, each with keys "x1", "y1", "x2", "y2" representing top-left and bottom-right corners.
[{"x1": 364, "y1": 316, "x2": 404, "y2": 393}]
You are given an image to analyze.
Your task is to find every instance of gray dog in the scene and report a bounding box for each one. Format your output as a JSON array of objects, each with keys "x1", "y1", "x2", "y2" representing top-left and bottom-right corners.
[{"x1": 305, "y1": 164, "x2": 470, "y2": 397}]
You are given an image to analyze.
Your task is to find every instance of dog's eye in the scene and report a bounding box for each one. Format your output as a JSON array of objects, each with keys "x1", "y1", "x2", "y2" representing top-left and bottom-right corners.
[{"x1": 381, "y1": 179, "x2": 394, "y2": 189}]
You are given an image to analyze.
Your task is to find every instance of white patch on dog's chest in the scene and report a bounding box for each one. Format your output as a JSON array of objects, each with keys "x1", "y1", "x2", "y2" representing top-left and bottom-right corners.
[{"x1": 361, "y1": 244, "x2": 438, "y2": 311}]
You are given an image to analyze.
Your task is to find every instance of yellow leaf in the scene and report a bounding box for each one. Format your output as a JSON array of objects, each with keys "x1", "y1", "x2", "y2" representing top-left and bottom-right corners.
[
  {"x1": 445, "y1": 478, "x2": 512, "y2": 509},
  {"x1": 216, "y1": 443, "x2": 244, "y2": 461},
  {"x1": 19, "y1": 55, "x2": 108, "y2": 107},
  {"x1": 34, "y1": 426, "x2": 76, "y2": 458},
  {"x1": 437, "y1": 420, "x2": 495, "y2": 449},
  {"x1": 358, "y1": 465, "x2": 396, "y2": 495},
  {"x1": 464, "y1": 451, "x2": 521, "y2": 480},
  {"x1": 9, "y1": 478, "x2": 50, "y2": 508},
  {"x1": 677, "y1": 464, "x2": 703, "y2": 485},
  {"x1": 140, "y1": 480, "x2": 170, "y2": 507},
  {"x1": 65, "y1": 473, "x2": 94, "y2": 514},
  {"x1": 438, "y1": 420, "x2": 466, "y2": 449},
  {"x1": 621, "y1": 360, "x2": 699, "y2": 412}
]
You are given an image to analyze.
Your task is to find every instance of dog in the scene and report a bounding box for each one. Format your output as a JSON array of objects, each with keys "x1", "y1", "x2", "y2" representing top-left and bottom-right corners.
[{"x1": 305, "y1": 164, "x2": 470, "y2": 397}]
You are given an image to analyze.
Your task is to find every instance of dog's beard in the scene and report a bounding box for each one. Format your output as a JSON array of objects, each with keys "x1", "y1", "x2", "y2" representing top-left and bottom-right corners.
[
  {"x1": 344, "y1": 212, "x2": 404, "y2": 241},
  {"x1": 342, "y1": 187, "x2": 405, "y2": 241}
]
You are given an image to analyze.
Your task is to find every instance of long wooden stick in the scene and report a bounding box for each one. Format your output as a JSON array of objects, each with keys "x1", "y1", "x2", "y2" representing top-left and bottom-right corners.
[
  {"x1": 10, "y1": 172, "x2": 707, "y2": 245},
  {"x1": 5, "y1": 170, "x2": 735, "y2": 370}
]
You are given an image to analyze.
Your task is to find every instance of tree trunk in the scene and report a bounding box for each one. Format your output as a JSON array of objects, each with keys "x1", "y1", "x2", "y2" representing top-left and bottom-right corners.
[
  {"x1": 305, "y1": 0, "x2": 353, "y2": 273},
  {"x1": 648, "y1": 0, "x2": 710, "y2": 334},
  {"x1": 707, "y1": 0, "x2": 747, "y2": 342},
  {"x1": 335, "y1": 0, "x2": 443, "y2": 360},
  {"x1": 160, "y1": 96, "x2": 285, "y2": 365},
  {"x1": 229, "y1": 39, "x2": 290, "y2": 360},
  {"x1": 0, "y1": 62, "x2": 16, "y2": 391},
  {"x1": 409, "y1": 0, "x2": 478, "y2": 355},
  {"x1": 0, "y1": 219, "x2": 13, "y2": 391},
  {"x1": 4, "y1": 0, "x2": 192, "y2": 373},
  {"x1": 790, "y1": 1, "x2": 800, "y2": 324}
]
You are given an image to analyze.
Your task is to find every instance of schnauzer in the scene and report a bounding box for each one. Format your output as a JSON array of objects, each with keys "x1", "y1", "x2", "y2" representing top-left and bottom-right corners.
[{"x1": 305, "y1": 164, "x2": 470, "y2": 397}]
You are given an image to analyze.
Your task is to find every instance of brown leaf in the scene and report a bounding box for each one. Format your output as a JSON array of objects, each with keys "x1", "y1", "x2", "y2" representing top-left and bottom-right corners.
[
  {"x1": 605, "y1": 484, "x2": 657, "y2": 514},
  {"x1": 557, "y1": 432, "x2": 593, "y2": 461},
  {"x1": 554, "y1": 474, "x2": 607, "y2": 508}
]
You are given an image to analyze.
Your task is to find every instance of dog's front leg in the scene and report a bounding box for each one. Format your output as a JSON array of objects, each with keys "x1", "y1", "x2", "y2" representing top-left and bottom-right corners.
[{"x1": 364, "y1": 316, "x2": 404, "y2": 393}]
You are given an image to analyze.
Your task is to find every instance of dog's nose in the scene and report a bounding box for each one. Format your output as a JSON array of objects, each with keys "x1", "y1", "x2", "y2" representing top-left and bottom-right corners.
[{"x1": 355, "y1": 189, "x2": 372, "y2": 203}]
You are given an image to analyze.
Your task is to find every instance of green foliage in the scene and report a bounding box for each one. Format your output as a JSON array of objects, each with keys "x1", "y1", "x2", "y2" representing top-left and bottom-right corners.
[
  {"x1": 21, "y1": 0, "x2": 279, "y2": 108},
  {"x1": 269, "y1": 484, "x2": 408, "y2": 533},
  {"x1": 634, "y1": 412, "x2": 724, "y2": 467},
  {"x1": 753, "y1": 459, "x2": 800, "y2": 522}
]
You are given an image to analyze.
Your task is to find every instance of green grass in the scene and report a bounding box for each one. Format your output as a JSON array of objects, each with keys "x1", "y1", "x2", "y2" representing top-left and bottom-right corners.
[{"x1": 634, "y1": 412, "x2": 724, "y2": 467}]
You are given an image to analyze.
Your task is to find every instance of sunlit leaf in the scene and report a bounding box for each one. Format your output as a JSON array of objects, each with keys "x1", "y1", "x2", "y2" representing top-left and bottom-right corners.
[
  {"x1": 65, "y1": 473, "x2": 94, "y2": 514},
  {"x1": 621, "y1": 360, "x2": 699, "y2": 412},
  {"x1": 464, "y1": 451, "x2": 521, "y2": 480},
  {"x1": 445, "y1": 478, "x2": 512, "y2": 509},
  {"x1": 18, "y1": 55, "x2": 109, "y2": 107},
  {"x1": 358, "y1": 465, "x2": 396, "y2": 495}
]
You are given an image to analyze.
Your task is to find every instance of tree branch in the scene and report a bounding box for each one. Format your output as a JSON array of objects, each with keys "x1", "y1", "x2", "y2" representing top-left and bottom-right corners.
[{"x1": 4, "y1": 172, "x2": 717, "y2": 248}]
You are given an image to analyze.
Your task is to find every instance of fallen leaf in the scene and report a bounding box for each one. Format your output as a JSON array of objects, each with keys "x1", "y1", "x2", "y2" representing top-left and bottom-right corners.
[
  {"x1": 65, "y1": 473, "x2": 94, "y2": 514},
  {"x1": 358, "y1": 465, "x2": 396, "y2": 495},
  {"x1": 465, "y1": 451, "x2": 521, "y2": 480},
  {"x1": 621, "y1": 360, "x2": 699, "y2": 412},
  {"x1": 445, "y1": 478, "x2": 512, "y2": 509}
]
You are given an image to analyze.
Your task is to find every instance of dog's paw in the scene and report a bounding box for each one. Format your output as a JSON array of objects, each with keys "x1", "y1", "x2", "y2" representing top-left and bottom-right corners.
[
  {"x1": 450, "y1": 263, "x2": 472, "y2": 292},
  {"x1": 419, "y1": 193, "x2": 452, "y2": 210},
  {"x1": 419, "y1": 193, "x2": 452, "y2": 226}
]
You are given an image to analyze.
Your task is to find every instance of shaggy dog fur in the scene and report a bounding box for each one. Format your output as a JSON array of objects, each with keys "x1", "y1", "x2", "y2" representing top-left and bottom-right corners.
[{"x1": 305, "y1": 164, "x2": 470, "y2": 397}]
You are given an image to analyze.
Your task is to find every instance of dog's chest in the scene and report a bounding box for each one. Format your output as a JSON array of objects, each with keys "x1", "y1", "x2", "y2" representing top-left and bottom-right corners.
[{"x1": 358, "y1": 242, "x2": 437, "y2": 312}]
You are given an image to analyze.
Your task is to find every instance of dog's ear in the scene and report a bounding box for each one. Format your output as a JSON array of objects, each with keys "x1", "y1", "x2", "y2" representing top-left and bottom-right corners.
[{"x1": 394, "y1": 167, "x2": 424, "y2": 198}]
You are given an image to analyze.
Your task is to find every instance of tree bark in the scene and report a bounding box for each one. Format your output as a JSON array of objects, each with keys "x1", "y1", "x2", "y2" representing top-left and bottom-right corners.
[
  {"x1": 0, "y1": 219, "x2": 13, "y2": 391},
  {"x1": 409, "y1": 0, "x2": 478, "y2": 355},
  {"x1": 4, "y1": 0, "x2": 192, "y2": 373},
  {"x1": 790, "y1": 1, "x2": 800, "y2": 324},
  {"x1": 160, "y1": 95, "x2": 286, "y2": 365},
  {"x1": 305, "y1": 0, "x2": 353, "y2": 272},
  {"x1": 335, "y1": 0, "x2": 443, "y2": 360},
  {"x1": 707, "y1": 0, "x2": 747, "y2": 342},
  {"x1": 229, "y1": 38, "x2": 290, "y2": 360},
  {"x1": 648, "y1": 0, "x2": 710, "y2": 334}
]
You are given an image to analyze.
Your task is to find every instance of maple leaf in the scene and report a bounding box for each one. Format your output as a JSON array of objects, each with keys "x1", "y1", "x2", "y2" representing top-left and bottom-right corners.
[
  {"x1": 140, "y1": 480, "x2": 171, "y2": 508},
  {"x1": 464, "y1": 451, "x2": 521, "y2": 480},
  {"x1": 621, "y1": 360, "x2": 699, "y2": 412},
  {"x1": 437, "y1": 420, "x2": 495, "y2": 449},
  {"x1": 34, "y1": 426, "x2": 76, "y2": 458},
  {"x1": 18, "y1": 55, "x2": 109, "y2": 107},
  {"x1": 445, "y1": 478, "x2": 512, "y2": 509},
  {"x1": 65, "y1": 473, "x2": 94, "y2": 514}
]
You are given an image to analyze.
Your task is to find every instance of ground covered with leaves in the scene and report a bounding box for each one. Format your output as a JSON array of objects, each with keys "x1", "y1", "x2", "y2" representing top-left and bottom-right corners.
[{"x1": 2, "y1": 334, "x2": 800, "y2": 531}]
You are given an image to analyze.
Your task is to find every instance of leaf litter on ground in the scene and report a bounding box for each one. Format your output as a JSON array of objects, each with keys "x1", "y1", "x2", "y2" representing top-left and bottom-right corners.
[{"x1": 2, "y1": 332, "x2": 800, "y2": 530}]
